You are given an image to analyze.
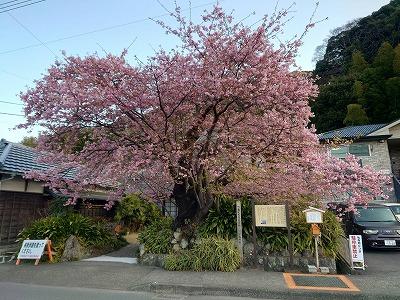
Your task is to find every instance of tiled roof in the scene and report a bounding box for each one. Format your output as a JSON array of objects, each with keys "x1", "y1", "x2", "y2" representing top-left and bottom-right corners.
[
  {"x1": 318, "y1": 124, "x2": 388, "y2": 140},
  {"x1": 0, "y1": 139, "x2": 49, "y2": 175}
]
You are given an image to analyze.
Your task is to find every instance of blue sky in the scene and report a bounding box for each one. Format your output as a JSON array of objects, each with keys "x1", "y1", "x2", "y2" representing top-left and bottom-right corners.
[{"x1": 0, "y1": 0, "x2": 390, "y2": 142}]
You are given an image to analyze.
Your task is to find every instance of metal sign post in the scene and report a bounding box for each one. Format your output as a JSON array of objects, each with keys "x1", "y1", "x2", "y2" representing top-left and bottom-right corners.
[
  {"x1": 285, "y1": 201, "x2": 293, "y2": 268},
  {"x1": 236, "y1": 200, "x2": 244, "y2": 263},
  {"x1": 304, "y1": 207, "x2": 325, "y2": 273},
  {"x1": 312, "y1": 225, "x2": 321, "y2": 271},
  {"x1": 315, "y1": 235, "x2": 320, "y2": 270}
]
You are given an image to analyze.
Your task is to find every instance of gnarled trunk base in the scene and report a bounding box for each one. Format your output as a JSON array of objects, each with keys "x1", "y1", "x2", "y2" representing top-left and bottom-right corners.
[{"x1": 172, "y1": 182, "x2": 213, "y2": 229}]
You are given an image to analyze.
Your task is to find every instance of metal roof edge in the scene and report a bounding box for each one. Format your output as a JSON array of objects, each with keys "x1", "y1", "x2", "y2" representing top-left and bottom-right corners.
[
  {"x1": 367, "y1": 118, "x2": 400, "y2": 135},
  {"x1": 0, "y1": 141, "x2": 12, "y2": 167}
]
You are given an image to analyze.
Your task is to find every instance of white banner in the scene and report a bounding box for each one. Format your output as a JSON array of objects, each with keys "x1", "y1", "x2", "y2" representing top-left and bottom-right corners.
[
  {"x1": 17, "y1": 240, "x2": 47, "y2": 260},
  {"x1": 349, "y1": 235, "x2": 365, "y2": 270}
]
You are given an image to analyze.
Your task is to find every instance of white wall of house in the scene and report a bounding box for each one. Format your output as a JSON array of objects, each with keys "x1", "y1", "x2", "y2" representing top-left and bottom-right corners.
[{"x1": 0, "y1": 177, "x2": 43, "y2": 194}]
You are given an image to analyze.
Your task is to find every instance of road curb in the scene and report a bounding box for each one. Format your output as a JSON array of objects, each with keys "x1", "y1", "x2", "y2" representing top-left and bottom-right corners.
[{"x1": 131, "y1": 282, "x2": 399, "y2": 300}]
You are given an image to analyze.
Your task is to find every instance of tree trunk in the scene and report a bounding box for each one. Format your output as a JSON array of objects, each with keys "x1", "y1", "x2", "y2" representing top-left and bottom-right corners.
[{"x1": 172, "y1": 182, "x2": 213, "y2": 229}]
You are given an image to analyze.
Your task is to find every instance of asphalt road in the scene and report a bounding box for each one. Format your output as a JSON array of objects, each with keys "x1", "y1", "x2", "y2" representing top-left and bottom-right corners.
[
  {"x1": 364, "y1": 248, "x2": 400, "y2": 275},
  {"x1": 0, "y1": 282, "x2": 274, "y2": 300}
]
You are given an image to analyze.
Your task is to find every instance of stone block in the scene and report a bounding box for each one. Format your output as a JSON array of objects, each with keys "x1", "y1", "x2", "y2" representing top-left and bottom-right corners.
[
  {"x1": 308, "y1": 265, "x2": 318, "y2": 273},
  {"x1": 320, "y1": 266, "x2": 330, "y2": 273}
]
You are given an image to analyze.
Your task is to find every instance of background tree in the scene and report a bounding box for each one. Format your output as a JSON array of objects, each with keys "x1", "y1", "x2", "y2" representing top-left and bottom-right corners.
[
  {"x1": 311, "y1": 75, "x2": 355, "y2": 132},
  {"x1": 313, "y1": 41, "x2": 400, "y2": 131},
  {"x1": 314, "y1": 0, "x2": 400, "y2": 82},
  {"x1": 349, "y1": 50, "x2": 368, "y2": 76},
  {"x1": 343, "y1": 104, "x2": 369, "y2": 126},
  {"x1": 373, "y1": 42, "x2": 394, "y2": 75},
  {"x1": 19, "y1": 5, "x2": 387, "y2": 227},
  {"x1": 20, "y1": 136, "x2": 38, "y2": 148},
  {"x1": 393, "y1": 44, "x2": 400, "y2": 75}
]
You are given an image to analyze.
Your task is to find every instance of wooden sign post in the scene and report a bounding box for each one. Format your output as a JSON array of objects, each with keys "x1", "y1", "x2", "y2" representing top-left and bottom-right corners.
[
  {"x1": 16, "y1": 238, "x2": 53, "y2": 266},
  {"x1": 236, "y1": 200, "x2": 244, "y2": 263},
  {"x1": 303, "y1": 207, "x2": 325, "y2": 272},
  {"x1": 253, "y1": 202, "x2": 292, "y2": 267}
]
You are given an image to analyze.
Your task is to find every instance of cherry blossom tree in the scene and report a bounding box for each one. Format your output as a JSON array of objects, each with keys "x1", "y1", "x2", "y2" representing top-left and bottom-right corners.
[{"x1": 19, "y1": 5, "x2": 389, "y2": 227}]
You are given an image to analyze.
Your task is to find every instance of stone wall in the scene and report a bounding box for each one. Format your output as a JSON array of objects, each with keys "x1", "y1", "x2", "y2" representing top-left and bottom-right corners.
[
  {"x1": 389, "y1": 145, "x2": 400, "y2": 177},
  {"x1": 260, "y1": 254, "x2": 336, "y2": 273},
  {"x1": 359, "y1": 141, "x2": 392, "y2": 174},
  {"x1": 242, "y1": 243, "x2": 337, "y2": 273},
  {"x1": 138, "y1": 253, "x2": 167, "y2": 268}
]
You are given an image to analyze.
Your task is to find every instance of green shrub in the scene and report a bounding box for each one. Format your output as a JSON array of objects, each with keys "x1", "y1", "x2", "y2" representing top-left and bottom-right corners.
[
  {"x1": 115, "y1": 194, "x2": 162, "y2": 231},
  {"x1": 164, "y1": 236, "x2": 241, "y2": 272},
  {"x1": 198, "y1": 195, "x2": 343, "y2": 258},
  {"x1": 48, "y1": 196, "x2": 74, "y2": 216},
  {"x1": 18, "y1": 213, "x2": 126, "y2": 260},
  {"x1": 198, "y1": 195, "x2": 252, "y2": 239},
  {"x1": 258, "y1": 210, "x2": 343, "y2": 257},
  {"x1": 164, "y1": 251, "x2": 193, "y2": 271},
  {"x1": 138, "y1": 218, "x2": 173, "y2": 254}
]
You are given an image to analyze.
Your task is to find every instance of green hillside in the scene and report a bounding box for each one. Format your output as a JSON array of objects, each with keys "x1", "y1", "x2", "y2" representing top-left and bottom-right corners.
[{"x1": 312, "y1": 0, "x2": 400, "y2": 132}]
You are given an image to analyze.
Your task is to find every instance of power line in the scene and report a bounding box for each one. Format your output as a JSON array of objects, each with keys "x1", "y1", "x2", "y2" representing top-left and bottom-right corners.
[
  {"x1": 0, "y1": 100, "x2": 23, "y2": 105},
  {"x1": 0, "y1": 68, "x2": 30, "y2": 80},
  {"x1": 0, "y1": 1, "x2": 217, "y2": 55},
  {"x1": 0, "y1": 0, "x2": 45, "y2": 13},
  {"x1": 0, "y1": 0, "x2": 22, "y2": 5},
  {"x1": 0, "y1": 0, "x2": 39, "y2": 10},
  {"x1": 7, "y1": 11, "x2": 58, "y2": 58},
  {"x1": 0, "y1": 112, "x2": 24, "y2": 116}
]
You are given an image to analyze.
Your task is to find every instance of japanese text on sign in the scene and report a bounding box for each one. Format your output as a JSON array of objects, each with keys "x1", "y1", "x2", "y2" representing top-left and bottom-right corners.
[
  {"x1": 255, "y1": 205, "x2": 287, "y2": 227},
  {"x1": 17, "y1": 240, "x2": 47, "y2": 260},
  {"x1": 349, "y1": 235, "x2": 365, "y2": 270}
]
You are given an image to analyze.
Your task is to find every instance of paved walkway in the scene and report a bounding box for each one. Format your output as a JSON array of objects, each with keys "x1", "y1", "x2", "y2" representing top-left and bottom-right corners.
[
  {"x1": 0, "y1": 260, "x2": 399, "y2": 299},
  {"x1": 82, "y1": 243, "x2": 139, "y2": 264}
]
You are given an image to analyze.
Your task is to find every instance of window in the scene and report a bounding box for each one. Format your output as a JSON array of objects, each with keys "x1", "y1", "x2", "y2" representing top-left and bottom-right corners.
[
  {"x1": 349, "y1": 144, "x2": 370, "y2": 156},
  {"x1": 163, "y1": 199, "x2": 177, "y2": 218},
  {"x1": 331, "y1": 146, "x2": 348, "y2": 159},
  {"x1": 354, "y1": 207, "x2": 396, "y2": 222},
  {"x1": 331, "y1": 144, "x2": 370, "y2": 158}
]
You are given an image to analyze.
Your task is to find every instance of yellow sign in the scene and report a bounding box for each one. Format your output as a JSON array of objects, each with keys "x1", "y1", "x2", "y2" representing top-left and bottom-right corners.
[{"x1": 255, "y1": 205, "x2": 287, "y2": 227}]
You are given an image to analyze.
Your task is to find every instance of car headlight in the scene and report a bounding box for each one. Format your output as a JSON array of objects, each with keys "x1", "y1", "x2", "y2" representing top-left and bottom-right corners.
[{"x1": 363, "y1": 229, "x2": 379, "y2": 235}]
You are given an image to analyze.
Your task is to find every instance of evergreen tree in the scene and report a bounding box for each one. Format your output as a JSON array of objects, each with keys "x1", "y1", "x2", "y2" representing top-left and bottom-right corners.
[
  {"x1": 311, "y1": 75, "x2": 355, "y2": 132},
  {"x1": 385, "y1": 77, "x2": 400, "y2": 120},
  {"x1": 343, "y1": 104, "x2": 369, "y2": 126},
  {"x1": 20, "y1": 136, "x2": 38, "y2": 148},
  {"x1": 353, "y1": 80, "x2": 364, "y2": 99},
  {"x1": 393, "y1": 44, "x2": 400, "y2": 75},
  {"x1": 349, "y1": 51, "x2": 368, "y2": 76},
  {"x1": 373, "y1": 42, "x2": 395, "y2": 75}
]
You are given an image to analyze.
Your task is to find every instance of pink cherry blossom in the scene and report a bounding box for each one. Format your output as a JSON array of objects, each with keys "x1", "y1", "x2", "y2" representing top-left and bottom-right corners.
[{"x1": 19, "y1": 5, "x2": 388, "y2": 226}]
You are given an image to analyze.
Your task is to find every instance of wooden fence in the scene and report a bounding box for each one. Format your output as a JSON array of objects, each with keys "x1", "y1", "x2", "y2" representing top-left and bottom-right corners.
[{"x1": 0, "y1": 191, "x2": 49, "y2": 245}]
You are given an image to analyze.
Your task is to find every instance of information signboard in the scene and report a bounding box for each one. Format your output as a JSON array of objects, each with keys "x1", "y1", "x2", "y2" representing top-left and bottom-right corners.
[
  {"x1": 17, "y1": 240, "x2": 47, "y2": 260},
  {"x1": 16, "y1": 239, "x2": 53, "y2": 265},
  {"x1": 255, "y1": 205, "x2": 287, "y2": 227},
  {"x1": 349, "y1": 235, "x2": 365, "y2": 270}
]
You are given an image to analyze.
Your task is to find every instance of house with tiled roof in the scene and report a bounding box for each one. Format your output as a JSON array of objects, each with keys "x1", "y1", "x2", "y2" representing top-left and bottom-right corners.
[
  {"x1": 0, "y1": 139, "x2": 112, "y2": 246},
  {"x1": 319, "y1": 119, "x2": 400, "y2": 201}
]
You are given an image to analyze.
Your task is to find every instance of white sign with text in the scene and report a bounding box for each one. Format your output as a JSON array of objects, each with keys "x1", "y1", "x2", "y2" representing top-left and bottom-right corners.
[
  {"x1": 17, "y1": 240, "x2": 47, "y2": 260},
  {"x1": 349, "y1": 235, "x2": 365, "y2": 270}
]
